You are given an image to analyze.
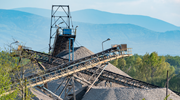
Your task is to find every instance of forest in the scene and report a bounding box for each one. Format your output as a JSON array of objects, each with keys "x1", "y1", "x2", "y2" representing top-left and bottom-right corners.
[{"x1": 110, "y1": 52, "x2": 180, "y2": 92}]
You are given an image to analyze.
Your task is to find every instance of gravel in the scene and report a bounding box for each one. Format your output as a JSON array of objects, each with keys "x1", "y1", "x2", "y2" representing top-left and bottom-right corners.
[
  {"x1": 82, "y1": 87, "x2": 180, "y2": 100},
  {"x1": 30, "y1": 88, "x2": 53, "y2": 100}
]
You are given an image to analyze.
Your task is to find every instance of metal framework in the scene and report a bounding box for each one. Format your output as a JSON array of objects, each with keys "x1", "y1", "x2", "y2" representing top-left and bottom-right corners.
[
  {"x1": 86, "y1": 63, "x2": 108, "y2": 93},
  {"x1": 37, "y1": 76, "x2": 76, "y2": 100},
  {"x1": 22, "y1": 49, "x2": 68, "y2": 64},
  {"x1": 2, "y1": 47, "x2": 132, "y2": 96},
  {"x1": 49, "y1": 5, "x2": 76, "y2": 56},
  {"x1": 81, "y1": 67, "x2": 180, "y2": 95},
  {"x1": 48, "y1": 5, "x2": 77, "y2": 99}
]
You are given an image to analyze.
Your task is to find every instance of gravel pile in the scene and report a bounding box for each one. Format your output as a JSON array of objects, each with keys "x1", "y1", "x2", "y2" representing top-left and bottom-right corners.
[
  {"x1": 82, "y1": 87, "x2": 180, "y2": 100},
  {"x1": 104, "y1": 63, "x2": 131, "y2": 78},
  {"x1": 30, "y1": 88, "x2": 53, "y2": 100},
  {"x1": 56, "y1": 46, "x2": 94, "y2": 60}
]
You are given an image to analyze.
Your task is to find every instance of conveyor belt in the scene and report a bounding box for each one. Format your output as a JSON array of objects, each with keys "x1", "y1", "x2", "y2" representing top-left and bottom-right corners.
[
  {"x1": 82, "y1": 67, "x2": 160, "y2": 88},
  {"x1": 81, "y1": 67, "x2": 180, "y2": 96},
  {"x1": 3, "y1": 46, "x2": 131, "y2": 95},
  {"x1": 18, "y1": 49, "x2": 69, "y2": 66},
  {"x1": 52, "y1": 35, "x2": 75, "y2": 57},
  {"x1": 5, "y1": 46, "x2": 180, "y2": 96},
  {"x1": 25, "y1": 47, "x2": 131, "y2": 87}
]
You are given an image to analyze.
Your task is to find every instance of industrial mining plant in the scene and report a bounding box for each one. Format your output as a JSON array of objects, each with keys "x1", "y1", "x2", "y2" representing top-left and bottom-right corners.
[{"x1": 1, "y1": 5, "x2": 180, "y2": 100}]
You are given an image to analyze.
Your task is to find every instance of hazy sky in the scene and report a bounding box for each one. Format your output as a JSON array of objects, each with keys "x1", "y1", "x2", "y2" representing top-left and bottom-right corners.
[{"x1": 1, "y1": 0, "x2": 180, "y2": 26}]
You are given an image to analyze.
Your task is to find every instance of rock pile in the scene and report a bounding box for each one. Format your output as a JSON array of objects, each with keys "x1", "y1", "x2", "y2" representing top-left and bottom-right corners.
[{"x1": 82, "y1": 87, "x2": 180, "y2": 100}]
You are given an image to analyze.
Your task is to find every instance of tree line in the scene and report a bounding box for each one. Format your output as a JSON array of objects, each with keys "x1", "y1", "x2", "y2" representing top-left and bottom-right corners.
[{"x1": 110, "y1": 52, "x2": 180, "y2": 92}]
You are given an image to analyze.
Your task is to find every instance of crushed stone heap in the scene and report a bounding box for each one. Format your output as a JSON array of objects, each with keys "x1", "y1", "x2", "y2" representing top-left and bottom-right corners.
[{"x1": 82, "y1": 87, "x2": 180, "y2": 100}]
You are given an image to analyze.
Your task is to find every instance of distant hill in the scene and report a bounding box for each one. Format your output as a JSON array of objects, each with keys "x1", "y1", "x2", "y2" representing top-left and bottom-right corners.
[
  {"x1": 14, "y1": 7, "x2": 180, "y2": 32},
  {"x1": 74, "y1": 22, "x2": 180, "y2": 55},
  {"x1": 0, "y1": 9, "x2": 50, "y2": 51},
  {"x1": 14, "y1": 7, "x2": 51, "y2": 18},
  {"x1": 0, "y1": 9, "x2": 179, "y2": 55}
]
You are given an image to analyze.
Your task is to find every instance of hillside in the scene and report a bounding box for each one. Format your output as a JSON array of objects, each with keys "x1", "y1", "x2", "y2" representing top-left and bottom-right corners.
[
  {"x1": 0, "y1": 9, "x2": 180, "y2": 55},
  {"x1": 74, "y1": 22, "x2": 180, "y2": 55},
  {"x1": 0, "y1": 9, "x2": 50, "y2": 50},
  {"x1": 14, "y1": 7, "x2": 180, "y2": 32}
]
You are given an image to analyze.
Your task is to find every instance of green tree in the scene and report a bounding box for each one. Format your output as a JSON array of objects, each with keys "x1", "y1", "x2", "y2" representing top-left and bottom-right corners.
[
  {"x1": 111, "y1": 59, "x2": 118, "y2": 67},
  {"x1": 0, "y1": 50, "x2": 19, "y2": 99},
  {"x1": 169, "y1": 73, "x2": 180, "y2": 92},
  {"x1": 135, "y1": 57, "x2": 142, "y2": 66},
  {"x1": 118, "y1": 58, "x2": 126, "y2": 71},
  {"x1": 111, "y1": 52, "x2": 177, "y2": 87},
  {"x1": 133, "y1": 57, "x2": 143, "y2": 79},
  {"x1": 0, "y1": 48, "x2": 34, "y2": 99}
]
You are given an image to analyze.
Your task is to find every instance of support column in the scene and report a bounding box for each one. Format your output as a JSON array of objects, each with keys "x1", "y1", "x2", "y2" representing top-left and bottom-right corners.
[
  {"x1": 72, "y1": 75, "x2": 76, "y2": 100},
  {"x1": 69, "y1": 38, "x2": 74, "y2": 61},
  {"x1": 86, "y1": 63, "x2": 108, "y2": 93}
]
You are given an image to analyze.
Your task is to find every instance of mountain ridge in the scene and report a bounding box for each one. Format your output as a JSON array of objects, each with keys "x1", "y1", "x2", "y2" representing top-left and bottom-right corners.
[
  {"x1": 0, "y1": 9, "x2": 179, "y2": 55},
  {"x1": 13, "y1": 7, "x2": 180, "y2": 32}
]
